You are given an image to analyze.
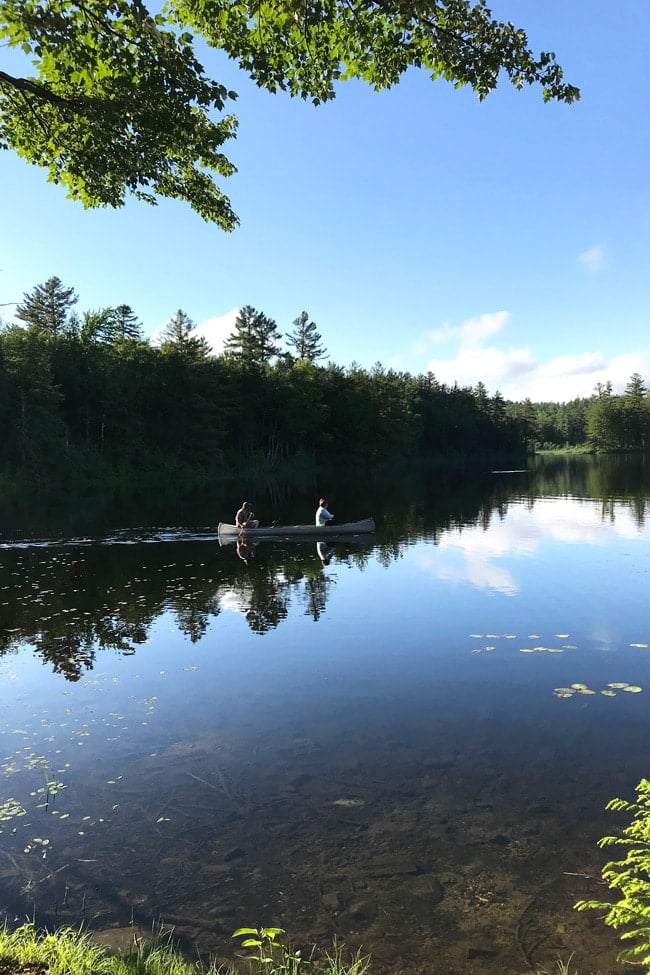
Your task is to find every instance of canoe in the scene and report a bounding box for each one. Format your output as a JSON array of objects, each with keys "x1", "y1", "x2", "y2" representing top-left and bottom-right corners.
[{"x1": 217, "y1": 517, "x2": 375, "y2": 538}]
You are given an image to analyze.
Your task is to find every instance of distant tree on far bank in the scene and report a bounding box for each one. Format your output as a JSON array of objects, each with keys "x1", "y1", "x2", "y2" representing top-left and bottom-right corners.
[
  {"x1": 160, "y1": 309, "x2": 210, "y2": 361},
  {"x1": 223, "y1": 305, "x2": 283, "y2": 369},
  {"x1": 285, "y1": 311, "x2": 327, "y2": 363},
  {"x1": 586, "y1": 374, "x2": 650, "y2": 451},
  {"x1": 16, "y1": 277, "x2": 78, "y2": 336},
  {"x1": 109, "y1": 305, "x2": 144, "y2": 344}
]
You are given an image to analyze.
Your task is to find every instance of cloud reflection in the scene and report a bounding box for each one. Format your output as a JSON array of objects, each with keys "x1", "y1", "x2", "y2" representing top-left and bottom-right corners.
[{"x1": 424, "y1": 497, "x2": 644, "y2": 595}]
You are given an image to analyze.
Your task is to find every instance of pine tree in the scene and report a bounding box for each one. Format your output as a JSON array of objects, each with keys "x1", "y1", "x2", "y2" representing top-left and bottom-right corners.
[
  {"x1": 160, "y1": 309, "x2": 210, "y2": 360},
  {"x1": 285, "y1": 311, "x2": 327, "y2": 363},
  {"x1": 109, "y1": 305, "x2": 143, "y2": 343},
  {"x1": 223, "y1": 305, "x2": 282, "y2": 368},
  {"x1": 16, "y1": 277, "x2": 78, "y2": 336}
]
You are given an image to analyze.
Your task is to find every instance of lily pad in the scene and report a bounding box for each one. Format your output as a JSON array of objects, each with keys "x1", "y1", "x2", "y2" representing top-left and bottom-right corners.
[
  {"x1": 554, "y1": 691, "x2": 574, "y2": 699},
  {"x1": 554, "y1": 687, "x2": 577, "y2": 694},
  {"x1": 622, "y1": 685, "x2": 643, "y2": 693},
  {"x1": 577, "y1": 688, "x2": 596, "y2": 695},
  {"x1": 608, "y1": 682, "x2": 630, "y2": 689},
  {"x1": 601, "y1": 690, "x2": 617, "y2": 697},
  {"x1": 571, "y1": 683, "x2": 588, "y2": 690},
  {"x1": 630, "y1": 643, "x2": 649, "y2": 648}
]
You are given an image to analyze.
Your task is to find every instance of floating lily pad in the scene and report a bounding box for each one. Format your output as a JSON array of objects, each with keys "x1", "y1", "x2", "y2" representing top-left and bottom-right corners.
[
  {"x1": 608, "y1": 682, "x2": 630, "y2": 689},
  {"x1": 630, "y1": 643, "x2": 649, "y2": 648},
  {"x1": 556, "y1": 634, "x2": 570, "y2": 638},
  {"x1": 577, "y1": 688, "x2": 596, "y2": 695},
  {"x1": 554, "y1": 687, "x2": 577, "y2": 694},
  {"x1": 519, "y1": 648, "x2": 536, "y2": 653},
  {"x1": 554, "y1": 691, "x2": 574, "y2": 699},
  {"x1": 571, "y1": 683, "x2": 588, "y2": 690},
  {"x1": 601, "y1": 690, "x2": 617, "y2": 697},
  {"x1": 622, "y1": 685, "x2": 643, "y2": 693}
]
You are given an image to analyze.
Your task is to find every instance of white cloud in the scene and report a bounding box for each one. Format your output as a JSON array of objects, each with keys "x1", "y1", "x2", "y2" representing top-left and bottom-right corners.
[
  {"x1": 457, "y1": 311, "x2": 511, "y2": 348},
  {"x1": 422, "y1": 311, "x2": 510, "y2": 351},
  {"x1": 150, "y1": 307, "x2": 239, "y2": 353},
  {"x1": 417, "y1": 310, "x2": 648, "y2": 401},
  {"x1": 194, "y1": 308, "x2": 239, "y2": 354},
  {"x1": 579, "y1": 244, "x2": 607, "y2": 273},
  {"x1": 504, "y1": 352, "x2": 648, "y2": 402}
]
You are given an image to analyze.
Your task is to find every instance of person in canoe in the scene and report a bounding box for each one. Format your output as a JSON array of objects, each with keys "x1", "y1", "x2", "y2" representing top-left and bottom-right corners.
[
  {"x1": 315, "y1": 498, "x2": 334, "y2": 527},
  {"x1": 235, "y1": 500, "x2": 259, "y2": 530}
]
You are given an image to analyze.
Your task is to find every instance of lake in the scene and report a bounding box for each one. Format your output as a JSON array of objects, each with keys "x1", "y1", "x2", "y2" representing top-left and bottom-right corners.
[{"x1": 1, "y1": 454, "x2": 650, "y2": 974}]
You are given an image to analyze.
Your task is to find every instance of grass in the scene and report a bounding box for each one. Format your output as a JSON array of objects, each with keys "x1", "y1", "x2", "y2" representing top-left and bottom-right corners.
[
  {"x1": 0, "y1": 924, "x2": 371, "y2": 975},
  {"x1": 524, "y1": 959, "x2": 576, "y2": 975}
]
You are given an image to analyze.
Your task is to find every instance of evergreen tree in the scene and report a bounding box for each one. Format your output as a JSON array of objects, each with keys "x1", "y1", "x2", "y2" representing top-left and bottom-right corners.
[
  {"x1": 16, "y1": 277, "x2": 78, "y2": 336},
  {"x1": 160, "y1": 309, "x2": 210, "y2": 360},
  {"x1": 108, "y1": 305, "x2": 144, "y2": 343},
  {"x1": 623, "y1": 373, "x2": 649, "y2": 449},
  {"x1": 223, "y1": 305, "x2": 282, "y2": 368},
  {"x1": 473, "y1": 381, "x2": 490, "y2": 413},
  {"x1": 625, "y1": 373, "x2": 647, "y2": 402},
  {"x1": 285, "y1": 311, "x2": 327, "y2": 363}
]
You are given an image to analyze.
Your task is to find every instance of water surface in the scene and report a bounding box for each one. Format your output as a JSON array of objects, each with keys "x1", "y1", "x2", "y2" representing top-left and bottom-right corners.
[{"x1": 1, "y1": 455, "x2": 649, "y2": 974}]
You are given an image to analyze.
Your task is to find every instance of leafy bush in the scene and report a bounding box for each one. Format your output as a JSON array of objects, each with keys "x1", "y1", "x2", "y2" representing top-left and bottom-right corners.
[{"x1": 575, "y1": 778, "x2": 650, "y2": 969}]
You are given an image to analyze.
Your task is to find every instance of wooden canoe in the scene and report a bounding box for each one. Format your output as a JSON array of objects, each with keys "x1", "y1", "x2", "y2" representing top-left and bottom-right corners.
[{"x1": 217, "y1": 517, "x2": 375, "y2": 538}]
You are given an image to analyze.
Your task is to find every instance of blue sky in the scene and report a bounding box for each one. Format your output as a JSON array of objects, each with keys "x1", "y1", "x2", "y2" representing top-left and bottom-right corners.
[{"x1": 1, "y1": 0, "x2": 648, "y2": 402}]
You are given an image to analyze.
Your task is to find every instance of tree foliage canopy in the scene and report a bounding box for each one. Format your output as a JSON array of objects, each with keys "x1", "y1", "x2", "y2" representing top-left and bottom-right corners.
[{"x1": 1, "y1": 0, "x2": 579, "y2": 223}]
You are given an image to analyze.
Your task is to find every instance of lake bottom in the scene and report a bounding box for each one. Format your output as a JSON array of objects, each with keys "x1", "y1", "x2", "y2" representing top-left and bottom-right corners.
[{"x1": 1, "y1": 681, "x2": 638, "y2": 975}]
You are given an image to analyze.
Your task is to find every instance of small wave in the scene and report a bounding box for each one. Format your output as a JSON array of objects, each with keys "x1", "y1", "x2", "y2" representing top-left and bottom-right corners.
[{"x1": 0, "y1": 527, "x2": 218, "y2": 549}]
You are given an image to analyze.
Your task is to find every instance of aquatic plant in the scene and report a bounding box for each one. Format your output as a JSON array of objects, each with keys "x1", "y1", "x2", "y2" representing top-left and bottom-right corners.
[
  {"x1": 232, "y1": 927, "x2": 311, "y2": 975},
  {"x1": 523, "y1": 960, "x2": 575, "y2": 975},
  {"x1": 575, "y1": 778, "x2": 650, "y2": 969},
  {"x1": 231, "y1": 929, "x2": 369, "y2": 975}
]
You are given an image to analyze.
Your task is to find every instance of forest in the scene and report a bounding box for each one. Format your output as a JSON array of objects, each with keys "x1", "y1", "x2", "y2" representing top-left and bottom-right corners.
[{"x1": 0, "y1": 277, "x2": 647, "y2": 482}]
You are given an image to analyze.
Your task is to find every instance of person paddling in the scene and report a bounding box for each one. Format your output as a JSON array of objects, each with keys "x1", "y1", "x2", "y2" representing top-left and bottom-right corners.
[
  {"x1": 315, "y1": 498, "x2": 334, "y2": 526},
  {"x1": 235, "y1": 500, "x2": 259, "y2": 530}
]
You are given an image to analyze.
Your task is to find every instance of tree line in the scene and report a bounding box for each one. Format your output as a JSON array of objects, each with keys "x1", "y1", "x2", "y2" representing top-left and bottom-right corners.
[
  {"x1": 2, "y1": 277, "x2": 647, "y2": 479},
  {"x1": 0, "y1": 277, "x2": 524, "y2": 480},
  {"x1": 507, "y1": 375, "x2": 650, "y2": 452}
]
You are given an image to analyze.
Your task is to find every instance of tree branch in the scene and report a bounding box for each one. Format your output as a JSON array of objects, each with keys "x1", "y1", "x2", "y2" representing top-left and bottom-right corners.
[{"x1": 0, "y1": 70, "x2": 74, "y2": 106}]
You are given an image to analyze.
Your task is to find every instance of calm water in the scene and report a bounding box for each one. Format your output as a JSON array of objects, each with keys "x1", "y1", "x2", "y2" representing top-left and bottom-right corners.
[{"x1": 1, "y1": 455, "x2": 650, "y2": 974}]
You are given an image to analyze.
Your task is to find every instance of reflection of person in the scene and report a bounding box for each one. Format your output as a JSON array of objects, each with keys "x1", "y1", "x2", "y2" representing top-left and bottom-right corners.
[
  {"x1": 235, "y1": 500, "x2": 259, "y2": 529},
  {"x1": 317, "y1": 541, "x2": 334, "y2": 565},
  {"x1": 237, "y1": 538, "x2": 257, "y2": 564},
  {"x1": 315, "y1": 498, "x2": 334, "y2": 526}
]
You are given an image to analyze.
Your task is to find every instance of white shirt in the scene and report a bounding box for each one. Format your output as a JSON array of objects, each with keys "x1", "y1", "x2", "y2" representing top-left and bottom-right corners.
[{"x1": 316, "y1": 505, "x2": 334, "y2": 526}]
